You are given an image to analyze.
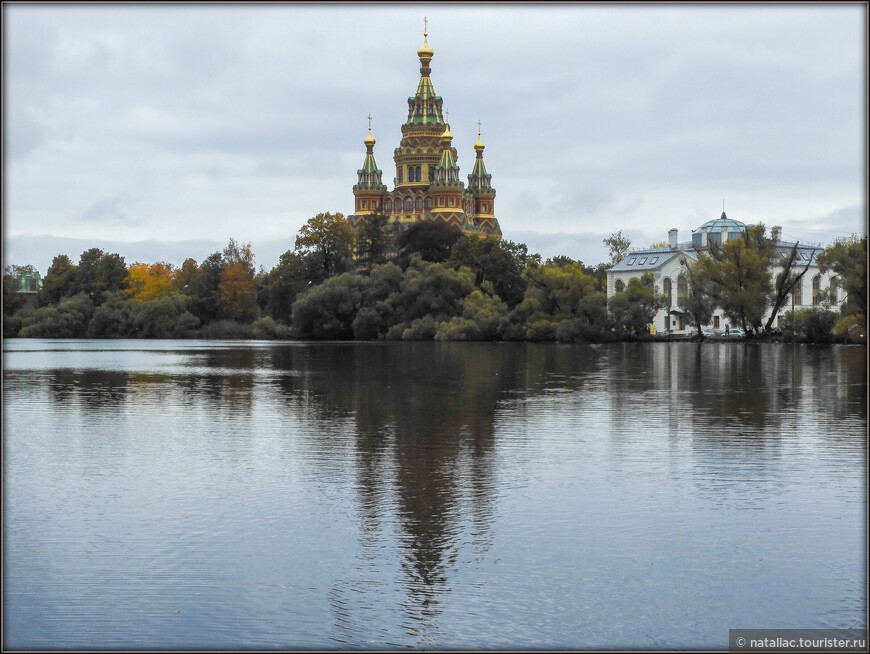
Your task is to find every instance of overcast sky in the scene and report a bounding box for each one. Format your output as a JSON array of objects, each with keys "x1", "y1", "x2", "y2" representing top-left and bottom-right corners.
[{"x1": 4, "y1": 3, "x2": 867, "y2": 274}]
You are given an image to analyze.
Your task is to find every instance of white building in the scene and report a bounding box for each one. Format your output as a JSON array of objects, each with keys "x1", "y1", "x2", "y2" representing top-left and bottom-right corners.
[{"x1": 605, "y1": 213, "x2": 843, "y2": 334}]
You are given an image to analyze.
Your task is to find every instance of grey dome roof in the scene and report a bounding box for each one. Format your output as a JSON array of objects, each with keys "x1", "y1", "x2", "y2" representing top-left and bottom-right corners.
[{"x1": 696, "y1": 212, "x2": 746, "y2": 233}]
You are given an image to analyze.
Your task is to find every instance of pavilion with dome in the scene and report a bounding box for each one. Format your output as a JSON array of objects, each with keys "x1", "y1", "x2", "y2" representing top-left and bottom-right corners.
[
  {"x1": 605, "y1": 212, "x2": 843, "y2": 334},
  {"x1": 347, "y1": 21, "x2": 501, "y2": 238}
]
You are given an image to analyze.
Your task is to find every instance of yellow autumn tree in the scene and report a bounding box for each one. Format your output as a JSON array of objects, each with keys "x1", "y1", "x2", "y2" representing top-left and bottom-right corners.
[
  {"x1": 126, "y1": 262, "x2": 177, "y2": 301},
  {"x1": 216, "y1": 262, "x2": 259, "y2": 321}
]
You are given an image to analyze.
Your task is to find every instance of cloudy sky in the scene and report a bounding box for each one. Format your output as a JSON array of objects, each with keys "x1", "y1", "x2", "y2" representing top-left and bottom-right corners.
[{"x1": 4, "y1": 3, "x2": 867, "y2": 274}]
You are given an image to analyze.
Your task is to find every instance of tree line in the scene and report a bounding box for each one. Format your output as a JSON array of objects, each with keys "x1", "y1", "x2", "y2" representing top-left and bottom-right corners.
[{"x1": 3, "y1": 213, "x2": 866, "y2": 343}]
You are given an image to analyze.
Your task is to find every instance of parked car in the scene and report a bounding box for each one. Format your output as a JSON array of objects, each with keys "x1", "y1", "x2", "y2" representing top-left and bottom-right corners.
[
  {"x1": 701, "y1": 329, "x2": 713, "y2": 336},
  {"x1": 726, "y1": 328, "x2": 745, "y2": 337}
]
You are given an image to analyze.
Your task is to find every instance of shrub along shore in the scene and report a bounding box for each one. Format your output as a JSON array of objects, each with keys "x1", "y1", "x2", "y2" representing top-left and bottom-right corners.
[{"x1": 4, "y1": 213, "x2": 866, "y2": 345}]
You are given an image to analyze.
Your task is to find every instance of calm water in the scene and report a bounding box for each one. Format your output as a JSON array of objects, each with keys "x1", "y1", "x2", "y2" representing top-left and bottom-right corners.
[{"x1": 3, "y1": 339, "x2": 866, "y2": 649}]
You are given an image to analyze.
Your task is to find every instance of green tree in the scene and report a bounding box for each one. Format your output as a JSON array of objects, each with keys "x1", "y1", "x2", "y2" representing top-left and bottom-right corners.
[
  {"x1": 133, "y1": 294, "x2": 200, "y2": 338},
  {"x1": 355, "y1": 213, "x2": 393, "y2": 270},
  {"x1": 39, "y1": 254, "x2": 78, "y2": 305},
  {"x1": 187, "y1": 251, "x2": 226, "y2": 325},
  {"x1": 291, "y1": 273, "x2": 371, "y2": 339},
  {"x1": 817, "y1": 234, "x2": 867, "y2": 322},
  {"x1": 295, "y1": 212, "x2": 354, "y2": 282},
  {"x1": 604, "y1": 230, "x2": 631, "y2": 266},
  {"x1": 609, "y1": 272, "x2": 662, "y2": 336},
  {"x1": 74, "y1": 248, "x2": 127, "y2": 306},
  {"x1": 3, "y1": 267, "x2": 26, "y2": 317},
  {"x1": 448, "y1": 236, "x2": 528, "y2": 307},
  {"x1": 394, "y1": 221, "x2": 463, "y2": 268},
  {"x1": 679, "y1": 261, "x2": 716, "y2": 336},
  {"x1": 509, "y1": 262, "x2": 609, "y2": 341},
  {"x1": 260, "y1": 250, "x2": 309, "y2": 324},
  {"x1": 87, "y1": 291, "x2": 137, "y2": 337},
  {"x1": 764, "y1": 242, "x2": 817, "y2": 333},
  {"x1": 693, "y1": 224, "x2": 773, "y2": 333},
  {"x1": 18, "y1": 293, "x2": 94, "y2": 338}
]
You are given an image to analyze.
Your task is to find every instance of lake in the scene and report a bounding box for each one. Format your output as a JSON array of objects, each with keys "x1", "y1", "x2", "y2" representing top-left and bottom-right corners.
[{"x1": 2, "y1": 339, "x2": 866, "y2": 649}]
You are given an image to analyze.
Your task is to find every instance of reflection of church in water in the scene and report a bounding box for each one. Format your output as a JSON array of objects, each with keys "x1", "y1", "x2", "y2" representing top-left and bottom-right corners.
[{"x1": 348, "y1": 20, "x2": 502, "y2": 238}]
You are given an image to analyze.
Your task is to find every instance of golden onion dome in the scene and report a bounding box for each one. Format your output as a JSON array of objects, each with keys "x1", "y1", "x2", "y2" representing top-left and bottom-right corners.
[
  {"x1": 474, "y1": 137, "x2": 485, "y2": 151},
  {"x1": 417, "y1": 36, "x2": 434, "y2": 59},
  {"x1": 364, "y1": 132, "x2": 376, "y2": 147},
  {"x1": 441, "y1": 123, "x2": 453, "y2": 141}
]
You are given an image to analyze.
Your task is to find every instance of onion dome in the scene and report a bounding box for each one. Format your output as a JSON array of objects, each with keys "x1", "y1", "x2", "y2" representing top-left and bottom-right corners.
[
  {"x1": 417, "y1": 36, "x2": 434, "y2": 59},
  {"x1": 418, "y1": 17, "x2": 434, "y2": 59}
]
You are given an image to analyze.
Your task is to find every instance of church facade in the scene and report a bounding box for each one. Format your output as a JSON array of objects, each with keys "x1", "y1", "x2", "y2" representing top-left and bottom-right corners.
[{"x1": 348, "y1": 25, "x2": 501, "y2": 239}]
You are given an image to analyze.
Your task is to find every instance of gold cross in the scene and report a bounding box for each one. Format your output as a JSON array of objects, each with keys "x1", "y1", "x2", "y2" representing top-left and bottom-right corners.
[
  {"x1": 445, "y1": 109, "x2": 449, "y2": 124},
  {"x1": 367, "y1": 114, "x2": 372, "y2": 133},
  {"x1": 424, "y1": 16, "x2": 428, "y2": 37},
  {"x1": 478, "y1": 119, "x2": 481, "y2": 138}
]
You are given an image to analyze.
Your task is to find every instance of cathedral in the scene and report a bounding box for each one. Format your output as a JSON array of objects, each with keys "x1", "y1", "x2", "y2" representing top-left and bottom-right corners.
[{"x1": 348, "y1": 22, "x2": 502, "y2": 239}]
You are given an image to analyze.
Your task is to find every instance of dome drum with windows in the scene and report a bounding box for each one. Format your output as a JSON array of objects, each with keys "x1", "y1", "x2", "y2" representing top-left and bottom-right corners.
[{"x1": 349, "y1": 21, "x2": 501, "y2": 238}]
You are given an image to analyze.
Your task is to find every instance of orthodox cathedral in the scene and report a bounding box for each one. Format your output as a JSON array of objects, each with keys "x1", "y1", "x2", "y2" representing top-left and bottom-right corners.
[{"x1": 348, "y1": 22, "x2": 502, "y2": 238}]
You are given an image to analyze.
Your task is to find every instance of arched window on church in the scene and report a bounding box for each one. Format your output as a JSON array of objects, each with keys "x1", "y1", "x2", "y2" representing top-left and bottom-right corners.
[
  {"x1": 416, "y1": 197, "x2": 423, "y2": 211},
  {"x1": 663, "y1": 278, "x2": 672, "y2": 308},
  {"x1": 615, "y1": 279, "x2": 625, "y2": 293},
  {"x1": 397, "y1": 168, "x2": 403, "y2": 184},
  {"x1": 830, "y1": 277, "x2": 839, "y2": 303},
  {"x1": 385, "y1": 199, "x2": 392, "y2": 212},
  {"x1": 405, "y1": 197, "x2": 413, "y2": 211},
  {"x1": 812, "y1": 275, "x2": 821, "y2": 305},
  {"x1": 425, "y1": 197, "x2": 432, "y2": 210},
  {"x1": 429, "y1": 167, "x2": 435, "y2": 182},
  {"x1": 677, "y1": 274, "x2": 688, "y2": 306}
]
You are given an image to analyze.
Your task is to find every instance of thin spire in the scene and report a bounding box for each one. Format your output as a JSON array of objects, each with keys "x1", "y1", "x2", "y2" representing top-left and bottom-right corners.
[
  {"x1": 477, "y1": 119, "x2": 481, "y2": 139},
  {"x1": 424, "y1": 15, "x2": 428, "y2": 38},
  {"x1": 367, "y1": 113, "x2": 372, "y2": 135},
  {"x1": 445, "y1": 108, "x2": 449, "y2": 125}
]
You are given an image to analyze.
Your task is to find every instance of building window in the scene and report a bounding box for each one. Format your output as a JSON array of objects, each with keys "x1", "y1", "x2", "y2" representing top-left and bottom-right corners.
[
  {"x1": 362, "y1": 200, "x2": 368, "y2": 209},
  {"x1": 793, "y1": 282, "x2": 802, "y2": 306},
  {"x1": 677, "y1": 274, "x2": 688, "y2": 306},
  {"x1": 425, "y1": 197, "x2": 432, "y2": 210},
  {"x1": 385, "y1": 199, "x2": 392, "y2": 211},
  {"x1": 615, "y1": 279, "x2": 625, "y2": 293},
  {"x1": 439, "y1": 197, "x2": 445, "y2": 206},
  {"x1": 649, "y1": 257, "x2": 658, "y2": 264},
  {"x1": 397, "y1": 168, "x2": 403, "y2": 184},
  {"x1": 482, "y1": 203, "x2": 487, "y2": 212},
  {"x1": 449, "y1": 197, "x2": 455, "y2": 206},
  {"x1": 429, "y1": 167, "x2": 435, "y2": 182},
  {"x1": 405, "y1": 197, "x2": 413, "y2": 211},
  {"x1": 830, "y1": 277, "x2": 839, "y2": 303},
  {"x1": 638, "y1": 257, "x2": 647, "y2": 265},
  {"x1": 663, "y1": 278, "x2": 672, "y2": 308},
  {"x1": 812, "y1": 275, "x2": 821, "y2": 305},
  {"x1": 713, "y1": 316, "x2": 720, "y2": 328},
  {"x1": 416, "y1": 197, "x2": 423, "y2": 210},
  {"x1": 626, "y1": 258, "x2": 636, "y2": 266}
]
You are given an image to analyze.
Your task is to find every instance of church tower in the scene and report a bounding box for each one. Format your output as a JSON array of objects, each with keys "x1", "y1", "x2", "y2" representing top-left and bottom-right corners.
[
  {"x1": 352, "y1": 116, "x2": 387, "y2": 223},
  {"x1": 348, "y1": 19, "x2": 501, "y2": 238}
]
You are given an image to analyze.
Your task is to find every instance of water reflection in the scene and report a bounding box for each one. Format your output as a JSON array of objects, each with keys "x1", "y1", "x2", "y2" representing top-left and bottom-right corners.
[{"x1": 3, "y1": 340, "x2": 865, "y2": 648}]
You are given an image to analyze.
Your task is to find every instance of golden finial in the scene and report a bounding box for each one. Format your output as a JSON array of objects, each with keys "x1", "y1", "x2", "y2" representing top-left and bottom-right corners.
[
  {"x1": 474, "y1": 119, "x2": 485, "y2": 151},
  {"x1": 418, "y1": 16, "x2": 434, "y2": 59},
  {"x1": 364, "y1": 114, "x2": 375, "y2": 146},
  {"x1": 441, "y1": 109, "x2": 453, "y2": 141}
]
